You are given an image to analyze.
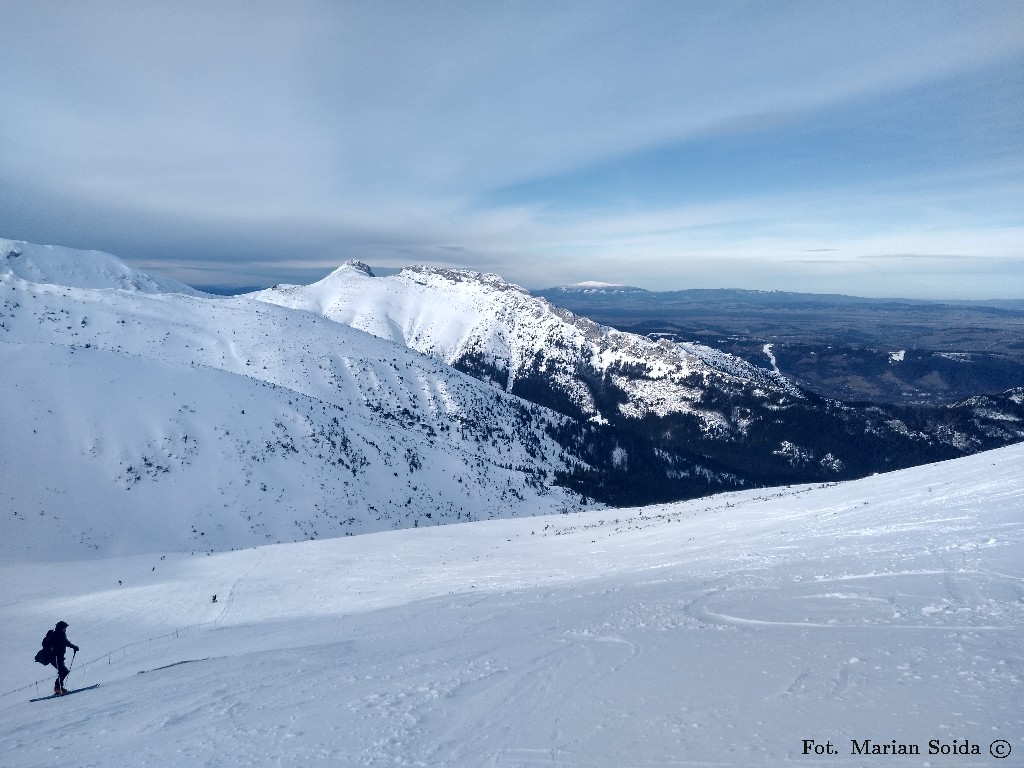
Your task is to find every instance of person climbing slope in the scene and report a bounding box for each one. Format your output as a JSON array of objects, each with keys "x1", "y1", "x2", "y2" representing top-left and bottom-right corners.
[{"x1": 37, "y1": 621, "x2": 79, "y2": 694}]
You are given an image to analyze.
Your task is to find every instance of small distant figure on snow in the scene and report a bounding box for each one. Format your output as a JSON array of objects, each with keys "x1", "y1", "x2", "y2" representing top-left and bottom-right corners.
[
  {"x1": 211, "y1": 594, "x2": 217, "y2": 603},
  {"x1": 34, "y1": 621, "x2": 79, "y2": 695}
]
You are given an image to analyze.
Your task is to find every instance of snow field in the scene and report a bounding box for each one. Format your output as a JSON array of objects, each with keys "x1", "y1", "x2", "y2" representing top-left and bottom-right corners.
[
  {"x1": 1, "y1": 267, "x2": 588, "y2": 560},
  {"x1": 2, "y1": 444, "x2": 1022, "y2": 767}
]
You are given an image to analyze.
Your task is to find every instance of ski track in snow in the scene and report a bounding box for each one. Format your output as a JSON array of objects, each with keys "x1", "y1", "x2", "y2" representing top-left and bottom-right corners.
[{"x1": 2, "y1": 445, "x2": 1023, "y2": 767}]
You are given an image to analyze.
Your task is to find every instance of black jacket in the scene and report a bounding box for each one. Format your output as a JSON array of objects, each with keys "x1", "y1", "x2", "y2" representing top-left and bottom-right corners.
[{"x1": 42, "y1": 628, "x2": 77, "y2": 661}]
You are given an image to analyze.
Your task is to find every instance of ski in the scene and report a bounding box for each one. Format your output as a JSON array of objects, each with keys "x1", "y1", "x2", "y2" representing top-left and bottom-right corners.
[
  {"x1": 137, "y1": 658, "x2": 209, "y2": 675},
  {"x1": 29, "y1": 683, "x2": 100, "y2": 702}
]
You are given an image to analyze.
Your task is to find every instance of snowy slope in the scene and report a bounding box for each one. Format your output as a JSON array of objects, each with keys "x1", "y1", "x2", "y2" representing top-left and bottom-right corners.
[
  {"x1": 1, "y1": 239, "x2": 199, "y2": 295},
  {"x1": 1, "y1": 445, "x2": 1021, "y2": 766},
  {"x1": 1, "y1": 247, "x2": 588, "y2": 561}
]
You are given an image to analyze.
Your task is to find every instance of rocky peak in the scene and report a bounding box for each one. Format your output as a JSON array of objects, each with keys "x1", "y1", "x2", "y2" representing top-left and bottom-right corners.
[
  {"x1": 398, "y1": 265, "x2": 531, "y2": 296},
  {"x1": 337, "y1": 260, "x2": 375, "y2": 277}
]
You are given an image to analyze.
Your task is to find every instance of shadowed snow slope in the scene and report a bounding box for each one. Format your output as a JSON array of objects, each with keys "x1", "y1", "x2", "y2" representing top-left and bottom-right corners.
[{"x1": 1, "y1": 445, "x2": 1021, "y2": 766}]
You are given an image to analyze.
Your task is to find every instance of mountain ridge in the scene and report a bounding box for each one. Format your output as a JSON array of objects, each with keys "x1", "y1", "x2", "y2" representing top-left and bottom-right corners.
[
  {"x1": 4, "y1": 238, "x2": 1024, "y2": 560},
  {"x1": 252, "y1": 261, "x2": 1024, "y2": 502},
  {"x1": 252, "y1": 264, "x2": 803, "y2": 422}
]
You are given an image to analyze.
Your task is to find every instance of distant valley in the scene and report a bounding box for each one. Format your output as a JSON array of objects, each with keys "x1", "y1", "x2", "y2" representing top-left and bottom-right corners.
[{"x1": 538, "y1": 286, "x2": 1024, "y2": 405}]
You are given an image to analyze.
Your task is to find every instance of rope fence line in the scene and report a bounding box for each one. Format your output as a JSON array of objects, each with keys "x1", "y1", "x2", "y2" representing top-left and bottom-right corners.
[
  {"x1": 1, "y1": 618, "x2": 217, "y2": 699},
  {"x1": 4, "y1": 547, "x2": 264, "y2": 699}
]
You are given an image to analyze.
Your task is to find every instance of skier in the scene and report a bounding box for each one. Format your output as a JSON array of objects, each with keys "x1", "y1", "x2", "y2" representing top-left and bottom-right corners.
[{"x1": 39, "y1": 621, "x2": 79, "y2": 694}]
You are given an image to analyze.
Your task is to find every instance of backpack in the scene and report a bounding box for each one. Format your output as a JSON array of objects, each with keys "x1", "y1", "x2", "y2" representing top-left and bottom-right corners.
[{"x1": 34, "y1": 630, "x2": 55, "y2": 665}]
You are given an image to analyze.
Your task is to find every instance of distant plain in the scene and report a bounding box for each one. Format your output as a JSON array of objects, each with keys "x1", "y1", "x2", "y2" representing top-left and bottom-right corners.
[{"x1": 539, "y1": 288, "x2": 1024, "y2": 404}]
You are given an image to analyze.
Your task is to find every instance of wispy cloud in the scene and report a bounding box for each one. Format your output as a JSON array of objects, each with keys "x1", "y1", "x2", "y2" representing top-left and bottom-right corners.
[{"x1": 1, "y1": 1, "x2": 1022, "y2": 297}]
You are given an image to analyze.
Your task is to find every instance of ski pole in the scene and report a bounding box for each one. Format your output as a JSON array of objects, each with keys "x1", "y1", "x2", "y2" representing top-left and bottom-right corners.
[{"x1": 66, "y1": 648, "x2": 76, "y2": 688}]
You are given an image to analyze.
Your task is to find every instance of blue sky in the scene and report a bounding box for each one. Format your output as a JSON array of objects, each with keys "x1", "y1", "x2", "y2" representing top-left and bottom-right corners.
[{"x1": 1, "y1": 0, "x2": 1022, "y2": 298}]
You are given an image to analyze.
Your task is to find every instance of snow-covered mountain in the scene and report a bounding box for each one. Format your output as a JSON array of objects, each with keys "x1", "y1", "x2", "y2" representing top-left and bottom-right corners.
[
  {"x1": 253, "y1": 262, "x2": 1024, "y2": 504},
  {"x1": 1, "y1": 241, "x2": 591, "y2": 561},
  {"x1": 253, "y1": 262, "x2": 800, "y2": 423},
  {"x1": 4, "y1": 238, "x2": 1024, "y2": 559}
]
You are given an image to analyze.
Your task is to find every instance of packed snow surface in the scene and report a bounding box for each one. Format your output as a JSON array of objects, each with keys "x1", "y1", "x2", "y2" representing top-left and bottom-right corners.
[{"x1": 2, "y1": 445, "x2": 1022, "y2": 767}]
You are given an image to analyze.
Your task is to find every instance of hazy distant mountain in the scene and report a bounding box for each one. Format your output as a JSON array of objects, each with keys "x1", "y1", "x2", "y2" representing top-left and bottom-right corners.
[
  {"x1": 544, "y1": 281, "x2": 652, "y2": 296},
  {"x1": 539, "y1": 283, "x2": 1024, "y2": 310}
]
